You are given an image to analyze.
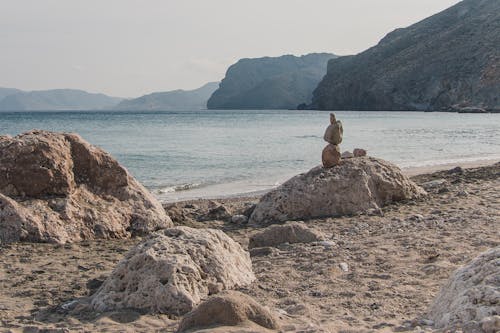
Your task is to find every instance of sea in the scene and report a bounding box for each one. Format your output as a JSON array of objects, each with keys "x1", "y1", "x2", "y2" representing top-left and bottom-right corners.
[{"x1": 1, "y1": 110, "x2": 499, "y2": 202}]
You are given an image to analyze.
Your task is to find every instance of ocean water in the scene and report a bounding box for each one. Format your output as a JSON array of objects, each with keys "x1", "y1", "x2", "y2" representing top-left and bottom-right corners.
[{"x1": 1, "y1": 110, "x2": 499, "y2": 201}]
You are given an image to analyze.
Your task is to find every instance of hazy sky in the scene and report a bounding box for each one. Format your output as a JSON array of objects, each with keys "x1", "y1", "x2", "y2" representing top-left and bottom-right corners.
[{"x1": 1, "y1": 0, "x2": 461, "y2": 97}]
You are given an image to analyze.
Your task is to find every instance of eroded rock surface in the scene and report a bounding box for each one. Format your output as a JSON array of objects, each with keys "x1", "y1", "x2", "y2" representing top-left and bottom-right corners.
[
  {"x1": 0, "y1": 130, "x2": 171, "y2": 244},
  {"x1": 249, "y1": 222, "x2": 326, "y2": 249},
  {"x1": 91, "y1": 226, "x2": 255, "y2": 316},
  {"x1": 249, "y1": 157, "x2": 426, "y2": 225},
  {"x1": 428, "y1": 247, "x2": 500, "y2": 330},
  {"x1": 177, "y1": 291, "x2": 279, "y2": 333}
]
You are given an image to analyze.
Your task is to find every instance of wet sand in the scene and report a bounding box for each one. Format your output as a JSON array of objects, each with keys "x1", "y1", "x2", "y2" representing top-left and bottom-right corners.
[{"x1": 1, "y1": 161, "x2": 499, "y2": 332}]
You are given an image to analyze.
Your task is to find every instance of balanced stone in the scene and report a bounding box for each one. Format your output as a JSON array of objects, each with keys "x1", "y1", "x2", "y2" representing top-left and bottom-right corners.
[
  {"x1": 323, "y1": 113, "x2": 343, "y2": 145},
  {"x1": 322, "y1": 144, "x2": 341, "y2": 168}
]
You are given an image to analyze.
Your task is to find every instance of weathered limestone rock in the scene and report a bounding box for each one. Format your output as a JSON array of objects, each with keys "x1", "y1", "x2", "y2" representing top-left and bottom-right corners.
[
  {"x1": 428, "y1": 247, "x2": 500, "y2": 330},
  {"x1": 91, "y1": 227, "x2": 255, "y2": 316},
  {"x1": 177, "y1": 291, "x2": 279, "y2": 333},
  {"x1": 323, "y1": 113, "x2": 343, "y2": 145},
  {"x1": 0, "y1": 130, "x2": 172, "y2": 244},
  {"x1": 249, "y1": 157, "x2": 426, "y2": 225},
  {"x1": 249, "y1": 222, "x2": 326, "y2": 249},
  {"x1": 322, "y1": 144, "x2": 341, "y2": 168},
  {"x1": 353, "y1": 148, "x2": 367, "y2": 157}
]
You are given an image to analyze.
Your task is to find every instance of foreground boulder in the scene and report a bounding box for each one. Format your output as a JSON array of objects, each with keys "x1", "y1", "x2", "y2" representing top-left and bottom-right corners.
[
  {"x1": 91, "y1": 226, "x2": 255, "y2": 316},
  {"x1": 177, "y1": 291, "x2": 279, "y2": 332},
  {"x1": 427, "y1": 247, "x2": 500, "y2": 331},
  {"x1": 249, "y1": 157, "x2": 426, "y2": 225},
  {"x1": 0, "y1": 130, "x2": 172, "y2": 244},
  {"x1": 249, "y1": 222, "x2": 326, "y2": 249}
]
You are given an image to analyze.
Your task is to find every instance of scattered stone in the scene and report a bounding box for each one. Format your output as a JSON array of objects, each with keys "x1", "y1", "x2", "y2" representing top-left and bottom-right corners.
[
  {"x1": 339, "y1": 262, "x2": 349, "y2": 272},
  {"x1": 242, "y1": 204, "x2": 257, "y2": 218},
  {"x1": 231, "y1": 214, "x2": 248, "y2": 224},
  {"x1": 428, "y1": 247, "x2": 500, "y2": 329},
  {"x1": 91, "y1": 226, "x2": 255, "y2": 315},
  {"x1": 204, "y1": 204, "x2": 232, "y2": 221},
  {"x1": 249, "y1": 247, "x2": 279, "y2": 257},
  {"x1": 248, "y1": 222, "x2": 326, "y2": 249},
  {"x1": 448, "y1": 166, "x2": 464, "y2": 174},
  {"x1": 249, "y1": 157, "x2": 426, "y2": 225},
  {"x1": 0, "y1": 130, "x2": 172, "y2": 244},
  {"x1": 322, "y1": 144, "x2": 341, "y2": 168},
  {"x1": 481, "y1": 316, "x2": 500, "y2": 333},
  {"x1": 457, "y1": 190, "x2": 469, "y2": 197},
  {"x1": 176, "y1": 291, "x2": 279, "y2": 333},
  {"x1": 341, "y1": 151, "x2": 354, "y2": 159},
  {"x1": 353, "y1": 148, "x2": 367, "y2": 157},
  {"x1": 421, "y1": 179, "x2": 447, "y2": 190}
]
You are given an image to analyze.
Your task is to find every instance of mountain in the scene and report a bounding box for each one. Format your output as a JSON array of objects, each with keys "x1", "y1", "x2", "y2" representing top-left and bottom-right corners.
[
  {"x1": 0, "y1": 88, "x2": 21, "y2": 101},
  {"x1": 0, "y1": 89, "x2": 123, "y2": 111},
  {"x1": 114, "y1": 82, "x2": 219, "y2": 111},
  {"x1": 207, "y1": 53, "x2": 337, "y2": 109},
  {"x1": 311, "y1": 0, "x2": 500, "y2": 112}
]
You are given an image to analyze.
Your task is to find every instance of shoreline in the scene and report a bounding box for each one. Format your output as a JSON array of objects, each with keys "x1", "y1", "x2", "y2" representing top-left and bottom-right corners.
[{"x1": 158, "y1": 158, "x2": 500, "y2": 203}]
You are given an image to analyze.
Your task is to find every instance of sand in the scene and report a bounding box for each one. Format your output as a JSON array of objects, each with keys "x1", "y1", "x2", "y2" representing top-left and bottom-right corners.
[{"x1": 0, "y1": 161, "x2": 499, "y2": 332}]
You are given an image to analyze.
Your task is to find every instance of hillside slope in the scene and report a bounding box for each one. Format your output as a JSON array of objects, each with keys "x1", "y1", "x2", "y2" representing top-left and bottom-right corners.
[
  {"x1": 311, "y1": 0, "x2": 500, "y2": 111},
  {"x1": 208, "y1": 53, "x2": 336, "y2": 109}
]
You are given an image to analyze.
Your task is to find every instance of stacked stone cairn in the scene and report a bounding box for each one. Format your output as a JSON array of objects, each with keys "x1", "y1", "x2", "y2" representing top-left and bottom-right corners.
[{"x1": 322, "y1": 113, "x2": 343, "y2": 168}]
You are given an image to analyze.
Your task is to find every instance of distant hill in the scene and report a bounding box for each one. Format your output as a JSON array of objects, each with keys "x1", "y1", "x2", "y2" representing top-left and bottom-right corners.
[
  {"x1": 114, "y1": 82, "x2": 219, "y2": 111},
  {"x1": 311, "y1": 0, "x2": 500, "y2": 111},
  {"x1": 0, "y1": 89, "x2": 123, "y2": 111},
  {"x1": 207, "y1": 53, "x2": 337, "y2": 110},
  {"x1": 0, "y1": 88, "x2": 21, "y2": 101}
]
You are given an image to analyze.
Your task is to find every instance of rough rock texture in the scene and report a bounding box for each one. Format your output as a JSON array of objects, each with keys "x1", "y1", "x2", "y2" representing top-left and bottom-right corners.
[
  {"x1": 207, "y1": 53, "x2": 336, "y2": 110},
  {"x1": 0, "y1": 130, "x2": 172, "y2": 244},
  {"x1": 249, "y1": 222, "x2": 326, "y2": 249},
  {"x1": 353, "y1": 148, "x2": 367, "y2": 157},
  {"x1": 176, "y1": 291, "x2": 279, "y2": 333},
  {"x1": 322, "y1": 144, "x2": 341, "y2": 168},
  {"x1": 428, "y1": 247, "x2": 500, "y2": 330},
  {"x1": 91, "y1": 227, "x2": 255, "y2": 316},
  {"x1": 249, "y1": 157, "x2": 426, "y2": 225},
  {"x1": 311, "y1": 0, "x2": 500, "y2": 111}
]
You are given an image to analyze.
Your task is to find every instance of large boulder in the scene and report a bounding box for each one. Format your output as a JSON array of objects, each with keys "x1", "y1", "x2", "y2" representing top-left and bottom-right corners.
[
  {"x1": 91, "y1": 226, "x2": 255, "y2": 316},
  {"x1": 427, "y1": 247, "x2": 500, "y2": 331},
  {"x1": 0, "y1": 130, "x2": 172, "y2": 244},
  {"x1": 249, "y1": 222, "x2": 326, "y2": 249},
  {"x1": 177, "y1": 291, "x2": 279, "y2": 333},
  {"x1": 249, "y1": 157, "x2": 426, "y2": 225}
]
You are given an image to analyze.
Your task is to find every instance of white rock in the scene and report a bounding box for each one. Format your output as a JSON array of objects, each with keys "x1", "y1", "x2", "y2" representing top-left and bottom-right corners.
[
  {"x1": 339, "y1": 262, "x2": 349, "y2": 272},
  {"x1": 428, "y1": 247, "x2": 500, "y2": 329},
  {"x1": 249, "y1": 157, "x2": 426, "y2": 225},
  {"x1": 231, "y1": 214, "x2": 248, "y2": 224},
  {"x1": 91, "y1": 226, "x2": 255, "y2": 315}
]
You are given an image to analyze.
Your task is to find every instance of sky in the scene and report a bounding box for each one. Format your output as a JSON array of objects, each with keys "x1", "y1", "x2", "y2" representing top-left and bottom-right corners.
[{"x1": 0, "y1": 0, "x2": 461, "y2": 98}]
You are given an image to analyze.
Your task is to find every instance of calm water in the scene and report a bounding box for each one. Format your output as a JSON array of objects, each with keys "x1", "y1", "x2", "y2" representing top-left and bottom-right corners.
[{"x1": 1, "y1": 110, "x2": 499, "y2": 201}]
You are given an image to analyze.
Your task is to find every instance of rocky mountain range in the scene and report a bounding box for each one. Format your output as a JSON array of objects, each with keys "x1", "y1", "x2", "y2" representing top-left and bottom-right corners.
[
  {"x1": 0, "y1": 89, "x2": 123, "y2": 111},
  {"x1": 207, "y1": 53, "x2": 336, "y2": 110},
  {"x1": 114, "y1": 82, "x2": 218, "y2": 111},
  {"x1": 311, "y1": 0, "x2": 500, "y2": 112}
]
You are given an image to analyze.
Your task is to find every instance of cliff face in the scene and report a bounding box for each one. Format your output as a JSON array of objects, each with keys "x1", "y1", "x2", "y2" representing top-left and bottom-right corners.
[
  {"x1": 207, "y1": 53, "x2": 336, "y2": 110},
  {"x1": 114, "y1": 82, "x2": 219, "y2": 111},
  {"x1": 311, "y1": 0, "x2": 500, "y2": 111}
]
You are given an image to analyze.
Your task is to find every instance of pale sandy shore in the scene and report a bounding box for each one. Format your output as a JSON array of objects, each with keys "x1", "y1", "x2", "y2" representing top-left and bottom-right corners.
[{"x1": 0, "y1": 161, "x2": 499, "y2": 332}]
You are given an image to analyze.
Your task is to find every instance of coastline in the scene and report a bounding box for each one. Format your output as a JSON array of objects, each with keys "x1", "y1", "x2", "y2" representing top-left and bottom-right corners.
[{"x1": 157, "y1": 158, "x2": 500, "y2": 203}]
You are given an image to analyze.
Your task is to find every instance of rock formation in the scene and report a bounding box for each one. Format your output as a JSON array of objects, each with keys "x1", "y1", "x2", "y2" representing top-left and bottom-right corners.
[
  {"x1": 91, "y1": 226, "x2": 255, "y2": 316},
  {"x1": 427, "y1": 247, "x2": 500, "y2": 331},
  {"x1": 249, "y1": 222, "x2": 326, "y2": 249},
  {"x1": 0, "y1": 130, "x2": 172, "y2": 244},
  {"x1": 176, "y1": 291, "x2": 279, "y2": 333},
  {"x1": 322, "y1": 113, "x2": 343, "y2": 168},
  {"x1": 207, "y1": 53, "x2": 336, "y2": 110},
  {"x1": 249, "y1": 157, "x2": 426, "y2": 225},
  {"x1": 311, "y1": 0, "x2": 500, "y2": 111}
]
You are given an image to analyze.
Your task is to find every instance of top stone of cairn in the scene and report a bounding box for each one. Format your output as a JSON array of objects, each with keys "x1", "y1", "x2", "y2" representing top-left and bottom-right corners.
[{"x1": 323, "y1": 113, "x2": 343, "y2": 145}]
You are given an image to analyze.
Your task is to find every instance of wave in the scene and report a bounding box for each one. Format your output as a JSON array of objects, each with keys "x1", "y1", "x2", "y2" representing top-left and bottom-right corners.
[{"x1": 157, "y1": 183, "x2": 203, "y2": 194}]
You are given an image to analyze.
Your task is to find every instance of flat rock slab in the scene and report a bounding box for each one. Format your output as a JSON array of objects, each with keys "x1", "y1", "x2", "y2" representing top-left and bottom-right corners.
[
  {"x1": 249, "y1": 157, "x2": 426, "y2": 225},
  {"x1": 91, "y1": 227, "x2": 255, "y2": 316}
]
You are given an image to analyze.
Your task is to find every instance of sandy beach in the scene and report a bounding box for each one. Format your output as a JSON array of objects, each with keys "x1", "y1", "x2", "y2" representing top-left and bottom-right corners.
[{"x1": 1, "y1": 160, "x2": 498, "y2": 332}]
